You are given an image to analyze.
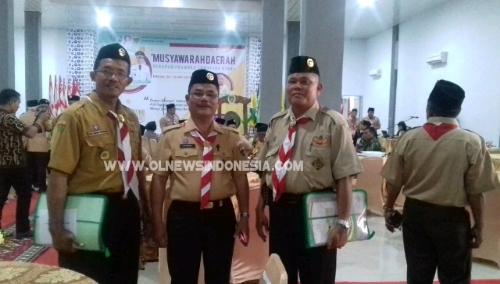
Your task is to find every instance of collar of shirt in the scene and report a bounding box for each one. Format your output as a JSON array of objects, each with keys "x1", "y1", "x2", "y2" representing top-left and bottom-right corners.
[
  {"x1": 427, "y1": 117, "x2": 459, "y2": 126},
  {"x1": 182, "y1": 118, "x2": 224, "y2": 134},
  {"x1": 88, "y1": 92, "x2": 127, "y2": 118},
  {"x1": 284, "y1": 101, "x2": 320, "y2": 121}
]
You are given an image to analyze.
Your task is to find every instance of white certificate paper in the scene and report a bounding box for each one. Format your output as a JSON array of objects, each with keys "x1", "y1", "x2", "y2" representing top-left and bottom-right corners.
[{"x1": 36, "y1": 209, "x2": 77, "y2": 245}]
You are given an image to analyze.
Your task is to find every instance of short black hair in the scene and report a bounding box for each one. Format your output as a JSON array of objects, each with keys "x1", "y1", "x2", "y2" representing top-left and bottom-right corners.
[
  {"x1": 361, "y1": 120, "x2": 372, "y2": 128},
  {"x1": 366, "y1": 127, "x2": 377, "y2": 137},
  {"x1": 351, "y1": 108, "x2": 358, "y2": 112},
  {"x1": 0, "y1": 89, "x2": 21, "y2": 106},
  {"x1": 427, "y1": 100, "x2": 460, "y2": 118}
]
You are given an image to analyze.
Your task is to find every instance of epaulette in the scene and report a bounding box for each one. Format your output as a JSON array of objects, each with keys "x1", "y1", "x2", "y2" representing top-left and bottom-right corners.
[
  {"x1": 319, "y1": 107, "x2": 345, "y2": 125},
  {"x1": 162, "y1": 124, "x2": 182, "y2": 134},
  {"x1": 463, "y1": 129, "x2": 485, "y2": 142},
  {"x1": 221, "y1": 126, "x2": 239, "y2": 133},
  {"x1": 268, "y1": 110, "x2": 287, "y2": 128}
]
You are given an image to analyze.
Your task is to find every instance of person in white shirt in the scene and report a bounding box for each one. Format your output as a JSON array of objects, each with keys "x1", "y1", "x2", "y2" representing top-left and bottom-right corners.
[{"x1": 131, "y1": 51, "x2": 151, "y2": 83}]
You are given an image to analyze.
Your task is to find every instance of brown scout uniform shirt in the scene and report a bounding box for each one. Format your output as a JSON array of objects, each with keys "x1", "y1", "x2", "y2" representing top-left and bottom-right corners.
[
  {"x1": 362, "y1": 115, "x2": 381, "y2": 130},
  {"x1": 381, "y1": 117, "x2": 500, "y2": 207},
  {"x1": 48, "y1": 92, "x2": 142, "y2": 194},
  {"x1": 152, "y1": 119, "x2": 248, "y2": 202},
  {"x1": 257, "y1": 102, "x2": 363, "y2": 194},
  {"x1": 159, "y1": 113, "x2": 180, "y2": 132}
]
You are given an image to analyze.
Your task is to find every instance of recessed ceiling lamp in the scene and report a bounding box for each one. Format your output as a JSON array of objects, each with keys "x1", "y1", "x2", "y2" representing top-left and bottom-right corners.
[
  {"x1": 225, "y1": 16, "x2": 236, "y2": 31},
  {"x1": 358, "y1": 0, "x2": 374, "y2": 8},
  {"x1": 96, "y1": 9, "x2": 111, "y2": 28},
  {"x1": 163, "y1": 0, "x2": 181, "y2": 8}
]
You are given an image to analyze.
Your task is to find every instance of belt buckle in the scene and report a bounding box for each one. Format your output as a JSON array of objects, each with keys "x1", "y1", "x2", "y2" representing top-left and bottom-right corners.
[{"x1": 204, "y1": 202, "x2": 214, "y2": 209}]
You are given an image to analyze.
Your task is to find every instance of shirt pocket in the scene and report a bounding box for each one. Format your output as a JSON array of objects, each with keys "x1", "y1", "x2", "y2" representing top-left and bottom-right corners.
[
  {"x1": 83, "y1": 135, "x2": 115, "y2": 168},
  {"x1": 173, "y1": 149, "x2": 199, "y2": 173},
  {"x1": 214, "y1": 150, "x2": 233, "y2": 174},
  {"x1": 305, "y1": 146, "x2": 332, "y2": 175},
  {"x1": 263, "y1": 145, "x2": 280, "y2": 170}
]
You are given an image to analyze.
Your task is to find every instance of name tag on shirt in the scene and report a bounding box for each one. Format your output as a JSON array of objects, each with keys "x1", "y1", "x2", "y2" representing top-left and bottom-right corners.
[{"x1": 180, "y1": 144, "x2": 196, "y2": 149}]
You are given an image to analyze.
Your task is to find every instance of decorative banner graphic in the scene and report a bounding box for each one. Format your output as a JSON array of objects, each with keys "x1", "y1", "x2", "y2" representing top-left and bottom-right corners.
[{"x1": 98, "y1": 33, "x2": 247, "y2": 131}]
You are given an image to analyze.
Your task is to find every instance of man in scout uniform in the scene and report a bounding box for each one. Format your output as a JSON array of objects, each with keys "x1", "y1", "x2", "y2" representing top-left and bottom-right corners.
[
  {"x1": 150, "y1": 69, "x2": 250, "y2": 284},
  {"x1": 47, "y1": 43, "x2": 149, "y2": 284},
  {"x1": 255, "y1": 56, "x2": 363, "y2": 283},
  {"x1": 382, "y1": 80, "x2": 500, "y2": 283},
  {"x1": 249, "y1": 123, "x2": 267, "y2": 160},
  {"x1": 159, "y1": 103, "x2": 179, "y2": 131},
  {"x1": 0, "y1": 89, "x2": 50, "y2": 238},
  {"x1": 347, "y1": 108, "x2": 359, "y2": 135},
  {"x1": 19, "y1": 99, "x2": 53, "y2": 192},
  {"x1": 362, "y1": 107, "x2": 381, "y2": 130}
]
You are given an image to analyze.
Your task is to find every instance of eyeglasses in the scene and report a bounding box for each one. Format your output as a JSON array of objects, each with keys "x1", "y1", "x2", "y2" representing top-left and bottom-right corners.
[
  {"x1": 96, "y1": 69, "x2": 129, "y2": 80},
  {"x1": 189, "y1": 92, "x2": 219, "y2": 100}
]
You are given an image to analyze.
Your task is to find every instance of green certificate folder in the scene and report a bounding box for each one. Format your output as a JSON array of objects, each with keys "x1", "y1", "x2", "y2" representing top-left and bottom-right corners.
[
  {"x1": 34, "y1": 193, "x2": 108, "y2": 252},
  {"x1": 303, "y1": 189, "x2": 374, "y2": 248}
]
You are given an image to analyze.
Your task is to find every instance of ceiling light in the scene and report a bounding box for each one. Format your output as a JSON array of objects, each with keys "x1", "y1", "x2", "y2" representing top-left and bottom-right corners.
[
  {"x1": 163, "y1": 0, "x2": 181, "y2": 8},
  {"x1": 225, "y1": 17, "x2": 236, "y2": 31},
  {"x1": 358, "y1": 0, "x2": 374, "y2": 8},
  {"x1": 96, "y1": 10, "x2": 111, "y2": 28}
]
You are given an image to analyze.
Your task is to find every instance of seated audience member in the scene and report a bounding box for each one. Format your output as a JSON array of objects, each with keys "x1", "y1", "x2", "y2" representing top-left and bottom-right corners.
[
  {"x1": 143, "y1": 121, "x2": 159, "y2": 141},
  {"x1": 354, "y1": 120, "x2": 371, "y2": 146},
  {"x1": 396, "y1": 121, "x2": 408, "y2": 136},
  {"x1": 356, "y1": 127, "x2": 382, "y2": 151}
]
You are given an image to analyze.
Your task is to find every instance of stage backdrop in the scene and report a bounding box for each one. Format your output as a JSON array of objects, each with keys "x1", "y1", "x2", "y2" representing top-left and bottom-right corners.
[{"x1": 97, "y1": 33, "x2": 247, "y2": 130}]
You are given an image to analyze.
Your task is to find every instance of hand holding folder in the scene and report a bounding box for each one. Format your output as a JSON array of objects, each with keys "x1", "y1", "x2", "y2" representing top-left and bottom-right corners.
[
  {"x1": 35, "y1": 193, "x2": 109, "y2": 253},
  {"x1": 51, "y1": 228, "x2": 85, "y2": 254}
]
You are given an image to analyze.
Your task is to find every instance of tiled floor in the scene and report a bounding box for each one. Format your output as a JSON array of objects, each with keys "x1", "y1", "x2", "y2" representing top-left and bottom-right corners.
[{"x1": 138, "y1": 215, "x2": 500, "y2": 283}]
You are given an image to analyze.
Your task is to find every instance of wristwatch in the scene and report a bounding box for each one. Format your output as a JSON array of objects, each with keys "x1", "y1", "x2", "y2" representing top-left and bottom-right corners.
[
  {"x1": 337, "y1": 219, "x2": 351, "y2": 229},
  {"x1": 240, "y1": 212, "x2": 250, "y2": 218}
]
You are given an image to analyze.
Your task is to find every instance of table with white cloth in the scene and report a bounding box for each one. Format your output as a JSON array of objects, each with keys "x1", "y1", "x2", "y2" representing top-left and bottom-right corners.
[{"x1": 0, "y1": 261, "x2": 97, "y2": 284}]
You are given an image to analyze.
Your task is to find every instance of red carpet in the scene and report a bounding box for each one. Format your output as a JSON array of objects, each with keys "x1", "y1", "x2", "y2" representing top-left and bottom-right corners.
[
  {"x1": 1, "y1": 192, "x2": 58, "y2": 265},
  {"x1": 335, "y1": 281, "x2": 500, "y2": 284}
]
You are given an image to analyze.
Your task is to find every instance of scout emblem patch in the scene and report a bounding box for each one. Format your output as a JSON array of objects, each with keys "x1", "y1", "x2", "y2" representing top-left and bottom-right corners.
[
  {"x1": 307, "y1": 58, "x2": 314, "y2": 67},
  {"x1": 312, "y1": 158, "x2": 324, "y2": 170},
  {"x1": 206, "y1": 72, "x2": 214, "y2": 81},
  {"x1": 118, "y1": 48, "x2": 126, "y2": 57},
  {"x1": 312, "y1": 136, "x2": 327, "y2": 146},
  {"x1": 56, "y1": 121, "x2": 66, "y2": 133}
]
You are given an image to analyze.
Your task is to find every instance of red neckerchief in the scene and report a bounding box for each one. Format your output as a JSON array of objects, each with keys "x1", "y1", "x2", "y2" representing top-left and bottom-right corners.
[{"x1": 423, "y1": 123, "x2": 458, "y2": 140}]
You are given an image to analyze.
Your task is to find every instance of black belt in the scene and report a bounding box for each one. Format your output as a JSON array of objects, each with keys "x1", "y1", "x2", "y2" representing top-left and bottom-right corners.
[
  {"x1": 405, "y1": 197, "x2": 465, "y2": 213},
  {"x1": 171, "y1": 198, "x2": 232, "y2": 211}
]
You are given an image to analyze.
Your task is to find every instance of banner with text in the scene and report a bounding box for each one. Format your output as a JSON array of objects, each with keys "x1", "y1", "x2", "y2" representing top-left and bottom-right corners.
[{"x1": 98, "y1": 34, "x2": 247, "y2": 128}]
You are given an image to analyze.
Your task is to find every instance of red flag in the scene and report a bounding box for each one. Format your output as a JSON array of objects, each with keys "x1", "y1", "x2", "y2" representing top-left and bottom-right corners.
[
  {"x1": 48, "y1": 75, "x2": 54, "y2": 117},
  {"x1": 62, "y1": 78, "x2": 68, "y2": 109},
  {"x1": 66, "y1": 78, "x2": 72, "y2": 100},
  {"x1": 71, "y1": 79, "x2": 81, "y2": 97},
  {"x1": 57, "y1": 76, "x2": 64, "y2": 115}
]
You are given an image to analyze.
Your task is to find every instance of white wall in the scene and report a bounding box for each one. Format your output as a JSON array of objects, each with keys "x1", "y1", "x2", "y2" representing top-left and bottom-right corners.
[
  {"x1": 397, "y1": 0, "x2": 500, "y2": 143},
  {"x1": 14, "y1": 28, "x2": 67, "y2": 115},
  {"x1": 342, "y1": 39, "x2": 366, "y2": 98},
  {"x1": 362, "y1": 29, "x2": 392, "y2": 130}
]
